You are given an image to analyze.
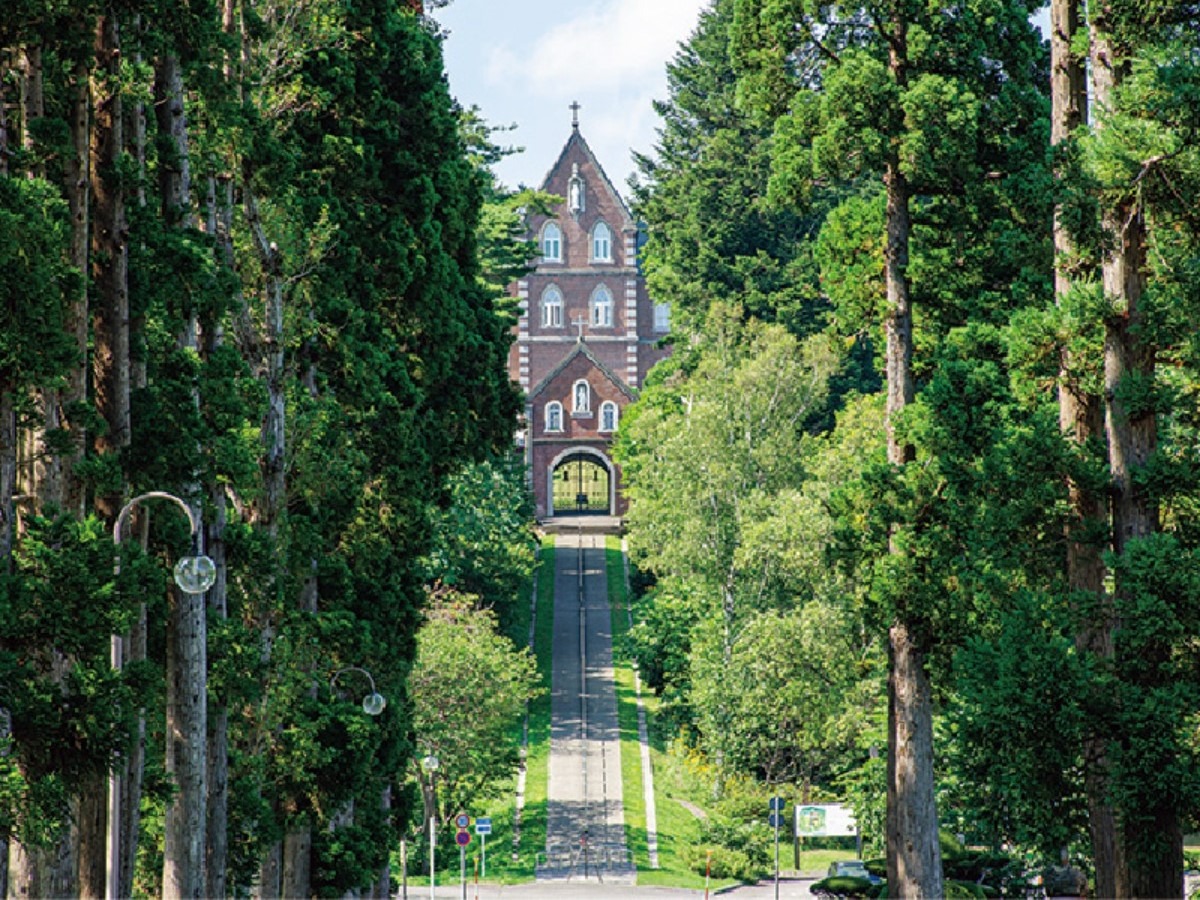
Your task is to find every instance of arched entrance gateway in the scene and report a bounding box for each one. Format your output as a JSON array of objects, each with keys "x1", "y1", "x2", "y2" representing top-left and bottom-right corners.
[{"x1": 550, "y1": 452, "x2": 612, "y2": 515}]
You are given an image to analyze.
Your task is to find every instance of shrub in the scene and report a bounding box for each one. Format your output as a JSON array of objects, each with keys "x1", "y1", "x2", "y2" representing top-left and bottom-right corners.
[
  {"x1": 810, "y1": 875, "x2": 879, "y2": 898},
  {"x1": 683, "y1": 844, "x2": 759, "y2": 882}
]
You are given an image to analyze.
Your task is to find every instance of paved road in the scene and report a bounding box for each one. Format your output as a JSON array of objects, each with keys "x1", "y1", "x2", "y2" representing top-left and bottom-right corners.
[
  {"x1": 541, "y1": 533, "x2": 634, "y2": 883},
  {"x1": 417, "y1": 531, "x2": 814, "y2": 900}
]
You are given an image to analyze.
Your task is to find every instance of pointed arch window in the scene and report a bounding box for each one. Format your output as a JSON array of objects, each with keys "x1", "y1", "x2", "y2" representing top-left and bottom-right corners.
[
  {"x1": 592, "y1": 221, "x2": 612, "y2": 262},
  {"x1": 541, "y1": 286, "x2": 564, "y2": 328},
  {"x1": 600, "y1": 401, "x2": 619, "y2": 432},
  {"x1": 590, "y1": 284, "x2": 613, "y2": 328},
  {"x1": 542, "y1": 222, "x2": 562, "y2": 262},
  {"x1": 572, "y1": 380, "x2": 591, "y2": 415},
  {"x1": 545, "y1": 401, "x2": 563, "y2": 432}
]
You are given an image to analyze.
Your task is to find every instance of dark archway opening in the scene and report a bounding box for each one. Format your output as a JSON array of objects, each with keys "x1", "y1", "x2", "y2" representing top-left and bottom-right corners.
[{"x1": 552, "y1": 455, "x2": 611, "y2": 515}]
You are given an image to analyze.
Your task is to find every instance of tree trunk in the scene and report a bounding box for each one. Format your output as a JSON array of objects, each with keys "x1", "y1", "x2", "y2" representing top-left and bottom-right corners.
[
  {"x1": 204, "y1": 222, "x2": 231, "y2": 897},
  {"x1": 887, "y1": 621, "x2": 942, "y2": 897},
  {"x1": 880, "y1": 11, "x2": 942, "y2": 897},
  {"x1": 61, "y1": 59, "x2": 91, "y2": 521},
  {"x1": 0, "y1": 390, "x2": 14, "y2": 573},
  {"x1": 1051, "y1": 1, "x2": 1123, "y2": 895},
  {"x1": 90, "y1": 12, "x2": 130, "y2": 519},
  {"x1": 244, "y1": 180, "x2": 291, "y2": 899},
  {"x1": 154, "y1": 52, "x2": 190, "y2": 226},
  {"x1": 1091, "y1": 14, "x2": 1174, "y2": 898},
  {"x1": 280, "y1": 829, "x2": 311, "y2": 900},
  {"x1": 280, "y1": 571, "x2": 319, "y2": 899},
  {"x1": 163, "y1": 577, "x2": 208, "y2": 900},
  {"x1": 119, "y1": 601, "x2": 148, "y2": 900},
  {"x1": 17, "y1": 42, "x2": 63, "y2": 514},
  {"x1": 370, "y1": 787, "x2": 392, "y2": 899},
  {"x1": 8, "y1": 838, "x2": 73, "y2": 900},
  {"x1": 76, "y1": 787, "x2": 106, "y2": 898},
  {"x1": 152, "y1": 49, "x2": 209, "y2": 900}
]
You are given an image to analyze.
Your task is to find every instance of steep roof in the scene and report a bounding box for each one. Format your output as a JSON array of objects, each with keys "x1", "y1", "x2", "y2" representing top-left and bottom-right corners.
[
  {"x1": 527, "y1": 338, "x2": 638, "y2": 402},
  {"x1": 539, "y1": 124, "x2": 634, "y2": 228}
]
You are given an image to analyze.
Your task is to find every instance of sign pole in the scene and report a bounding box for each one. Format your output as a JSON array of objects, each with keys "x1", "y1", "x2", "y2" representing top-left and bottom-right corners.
[
  {"x1": 460, "y1": 844, "x2": 466, "y2": 900},
  {"x1": 429, "y1": 816, "x2": 436, "y2": 900},
  {"x1": 481, "y1": 832, "x2": 486, "y2": 879},
  {"x1": 774, "y1": 811, "x2": 780, "y2": 900},
  {"x1": 768, "y1": 796, "x2": 784, "y2": 900}
]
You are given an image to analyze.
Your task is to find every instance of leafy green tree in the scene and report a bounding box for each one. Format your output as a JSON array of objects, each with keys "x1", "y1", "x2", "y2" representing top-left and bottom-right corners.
[
  {"x1": 616, "y1": 307, "x2": 839, "y2": 777},
  {"x1": 730, "y1": 0, "x2": 1048, "y2": 891},
  {"x1": 692, "y1": 602, "x2": 879, "y2": 787},
  {"x1": 421, "y1": 455, "x2": 537, "y2": 636},
  {"x1": 408, "y1": 595, "x2": 542, "y2": 820}
]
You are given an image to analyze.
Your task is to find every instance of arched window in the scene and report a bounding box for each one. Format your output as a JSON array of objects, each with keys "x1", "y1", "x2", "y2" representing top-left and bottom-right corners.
[
  {"x1": 592, "y1": 221, "x2": 612, "y2": 261},
  {"x1": 541, "y1": 286, "x2": 563, "y2": 328},
  {"x1": 600, "y1": 401, "x2": 619, "y2": 432},
  {"x1": 654, "y1": 302, "x2": 671, "y2": 333},
  {"x1": 542, "y1": 222, "x2": 562, "y2": 261},
  {"x1": 590, "y1": 284, "x2": 613, "y2": 328},
  {"x1": 545, "y1": 402, "x2": 563, "y2": 432},
  {"x1": 572, "y1": 380, "x2": 591, "y2": 415}
]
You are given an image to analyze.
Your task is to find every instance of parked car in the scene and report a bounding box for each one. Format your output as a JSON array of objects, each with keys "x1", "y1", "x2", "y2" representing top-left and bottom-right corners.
[{"x1": 828, "y1": 859, "x2": 883, "y2": 885}]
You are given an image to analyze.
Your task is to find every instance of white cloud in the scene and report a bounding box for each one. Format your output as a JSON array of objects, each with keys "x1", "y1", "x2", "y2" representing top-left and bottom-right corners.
[{"x1": 488, "y1": 0, "x2": 708, "y2": 95}]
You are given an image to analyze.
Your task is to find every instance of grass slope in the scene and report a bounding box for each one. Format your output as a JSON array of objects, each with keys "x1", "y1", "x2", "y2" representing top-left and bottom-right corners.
[{"x1": 605, "y1": 536, "x2": 738, "y2": 890}]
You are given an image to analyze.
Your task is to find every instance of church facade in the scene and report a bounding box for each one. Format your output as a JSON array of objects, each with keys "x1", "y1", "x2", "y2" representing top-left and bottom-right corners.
[{"x1": 509, "y1": 114, "x2": 670, "y2": 520}]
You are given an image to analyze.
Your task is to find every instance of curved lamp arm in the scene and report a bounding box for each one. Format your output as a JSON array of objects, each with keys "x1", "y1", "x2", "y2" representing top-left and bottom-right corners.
[
  {"x1": 331, "y1": 666, "x2": 387, "y2": 716},
  {"x1": 113, "y1": 491, "x2": 215, "y2": 595}
]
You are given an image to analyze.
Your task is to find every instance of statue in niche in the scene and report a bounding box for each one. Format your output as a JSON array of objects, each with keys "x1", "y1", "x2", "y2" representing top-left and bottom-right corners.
[{"x1": 568, "y1": 163, "x2": 585, "y2": 214}]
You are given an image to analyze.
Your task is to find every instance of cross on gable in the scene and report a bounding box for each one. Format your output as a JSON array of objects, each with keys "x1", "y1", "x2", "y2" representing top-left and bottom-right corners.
[
  {"x1": 571, "y1": 314, "x2": 587, "y2": 339},
  {"x1": 570, "y1": 100, "x2": 581, "y2": 129}
]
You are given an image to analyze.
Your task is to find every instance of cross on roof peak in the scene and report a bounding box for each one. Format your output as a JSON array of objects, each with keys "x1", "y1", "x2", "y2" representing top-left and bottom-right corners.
[
  {"x1": 571, "y1": 314, "x2": 587, "y2": 339},
  {"x1": 570, "y1": 100, "x2": 581, "y2": 129}
]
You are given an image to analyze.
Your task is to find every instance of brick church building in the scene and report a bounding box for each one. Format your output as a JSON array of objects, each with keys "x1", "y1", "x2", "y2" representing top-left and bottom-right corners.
[{"x1": 509, "y1": 109, "x2": 671, "y2": 521}]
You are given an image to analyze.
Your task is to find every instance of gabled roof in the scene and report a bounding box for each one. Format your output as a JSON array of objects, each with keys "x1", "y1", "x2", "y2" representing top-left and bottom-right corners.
[
  {"x1": 539, "y1": 126, "x2": 634, "y2": 228},
  {"x1": 527, "y1": 338, "x2": 637, "y2": 402}
]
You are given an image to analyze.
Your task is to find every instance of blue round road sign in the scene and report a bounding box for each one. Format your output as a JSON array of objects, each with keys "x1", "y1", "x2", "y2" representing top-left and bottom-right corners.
[
  {"x1": 455, "y1": 829, "x2": 471, "y2": 846},
  {"x1": 455, "y1": 813, "x2": 470, "y2": 829}
]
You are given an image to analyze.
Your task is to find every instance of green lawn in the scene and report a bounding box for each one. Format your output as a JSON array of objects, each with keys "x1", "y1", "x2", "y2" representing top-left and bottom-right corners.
[
  {"x1": 605, "y1": 535, "x2": 741, "y2": 890},
  {"x1": 464, "y1": 534, "x2": 753, "y2": 891}
]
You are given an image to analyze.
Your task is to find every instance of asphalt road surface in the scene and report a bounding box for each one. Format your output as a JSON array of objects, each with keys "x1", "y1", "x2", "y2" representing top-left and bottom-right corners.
[
  {"x1": 541, "y1": 532, "x2": 635, "y2": 884},
  {"x1": 398, "y1": 533, "x2": 819, "y2": 899}
]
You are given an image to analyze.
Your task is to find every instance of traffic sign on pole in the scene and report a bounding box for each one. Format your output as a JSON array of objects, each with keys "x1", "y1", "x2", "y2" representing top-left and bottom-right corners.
[
  {"x1": 455, "y1": 813, "x2": 471, "y2": 829},
  {"x1": 769, "y1": 796, "x2": 786, "y2": 812},
  {"x1": 474, "y1": 816, "x2": 492, "y2": 835},
  {"x1": 455, "y1": 829, "x2": 471, "y2": 847}
]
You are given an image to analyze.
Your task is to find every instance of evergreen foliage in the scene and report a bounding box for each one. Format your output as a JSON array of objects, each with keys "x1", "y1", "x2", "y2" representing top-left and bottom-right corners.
[{"x1": 0, "y1": 1, "x2": 530, "y2": 894}]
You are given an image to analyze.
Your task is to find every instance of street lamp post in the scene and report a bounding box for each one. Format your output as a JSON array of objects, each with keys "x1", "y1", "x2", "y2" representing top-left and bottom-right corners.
[
  {"x1": 421, "y1": 754, "x2": 440, "y2": 900},
  {"x1": 330, "y1": 666, "x2": 387, "y2": 716},
  {"x1": 108, "y1": 491, "x2": 215, "y2": 900}
]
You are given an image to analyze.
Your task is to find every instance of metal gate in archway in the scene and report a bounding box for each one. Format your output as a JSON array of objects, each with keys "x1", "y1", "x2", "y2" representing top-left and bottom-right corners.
[{"x1": 552, "y1": 455, "x2": 611, "y2": 515}]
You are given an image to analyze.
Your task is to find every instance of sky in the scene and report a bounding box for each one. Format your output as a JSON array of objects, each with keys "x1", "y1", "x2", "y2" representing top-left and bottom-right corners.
[{"x1": 431, "y1": 0, "x2": 712, "y2": 196}]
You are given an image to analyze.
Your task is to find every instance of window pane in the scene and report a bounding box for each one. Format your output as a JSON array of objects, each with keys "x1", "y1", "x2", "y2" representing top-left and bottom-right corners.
[
  {"x1": 593, "y1": 222, "x2": 611, "y2": 261},
  {"x1": 591, "y1": 286, "x2": 612, "y2": 327},
  {"x1": 543, "y1": 288, "x2": 563, "y2": 327},
  {"x1": 543, "y1": 223, "x2": 561, "y2": 260}
]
